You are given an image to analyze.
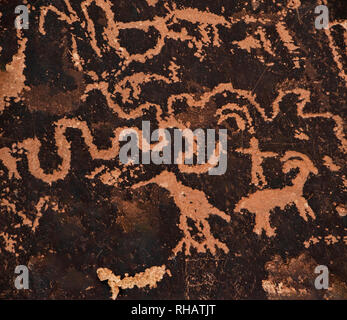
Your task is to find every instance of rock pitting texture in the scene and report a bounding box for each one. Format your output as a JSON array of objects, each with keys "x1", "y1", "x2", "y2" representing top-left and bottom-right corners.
[{"x1": 0, "y1": 0, "x2": 346, "y2": 299}]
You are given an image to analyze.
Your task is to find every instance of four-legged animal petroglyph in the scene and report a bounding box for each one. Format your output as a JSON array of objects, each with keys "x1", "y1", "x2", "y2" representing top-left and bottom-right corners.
[{"x1": 235, "y1": 151, "x2": 318, "y2": 237}]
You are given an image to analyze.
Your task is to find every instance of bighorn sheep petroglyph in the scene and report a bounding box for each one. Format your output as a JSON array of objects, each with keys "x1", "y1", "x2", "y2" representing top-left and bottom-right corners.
[{"x1": 235, "y1": 151, "x2": 318, "y2": 237}]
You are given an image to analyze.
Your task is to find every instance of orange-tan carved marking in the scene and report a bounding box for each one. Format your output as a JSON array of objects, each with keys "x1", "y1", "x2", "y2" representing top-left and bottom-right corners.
[
  {"x1": 235, "y1": 151, "x2": 318, "y2": 237},
  {"x1": 0, "y1": 30, "x2": 29, "y2": 113},
  {"x1": 133, "y1": 171, "x2": 230, "y2": 256},
  {"x1": 97, "y1": 265, "x2": 171, "y2": 300},
  {"x1": 236, "y1": 137, "x2": 277, "y2": 188}
]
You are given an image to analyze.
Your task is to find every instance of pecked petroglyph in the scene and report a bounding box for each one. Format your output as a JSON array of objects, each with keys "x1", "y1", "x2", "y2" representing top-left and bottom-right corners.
[
  {"x1": 0, "y1": 232, "x2": 17, "y2": 255},
  {"x1": 0, "y1": 147, "x2": 20, "y2": 179},
  {"x1": 0, "y1": 0, "x2": 346, "y2": 299},
  {"x1": 323, "y1": 155, "x2": 341, "y2": 172},
  {"x1": 235, "y1": 151, "x2": 318, "y2": 237},
  {"x1": 39, "y1": 0, "x2": 231, "y2": 66},
  {"x1": 304, "y1": 234, "x2": 347, "y2": 248},
  {"x1": 236, "y1": 137, "x2": 277, "y2": 189},
  {"x1": 133, "y1": 171, "x2": 230, "y2": 256},
  {"x1": 0, "y1": 30, "x2": 29, "y2": 113},
  {"x1": 4, "y1": 118, "x2": 225, "y2": 184},
  {"x1": 216, "y1": 103, "x2": 255, "y2": 134},
  {"x1": 322, "y1": 0, "x2": 347, "y2": 84},
  {"x1": 35, "y1": 0, "x2": 347, "y2": 153},
  {"x1": 97, "y1": 265, "x2": 171, "y2": 300}
]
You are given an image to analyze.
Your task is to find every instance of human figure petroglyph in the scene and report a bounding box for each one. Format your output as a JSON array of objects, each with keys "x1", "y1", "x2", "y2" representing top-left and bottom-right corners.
[
  {"x1": 236, "y1": 137, "x2": 277, "y2": 189},
  {"x1": 216, "y1": 106, "x2": 277, "y2": 188},
  {"x1": 0, "y1": 1, "x2": 345, "y2": 266},
  {"x1": 3, "y1": 83, "x2": 345, "y2": 184}
]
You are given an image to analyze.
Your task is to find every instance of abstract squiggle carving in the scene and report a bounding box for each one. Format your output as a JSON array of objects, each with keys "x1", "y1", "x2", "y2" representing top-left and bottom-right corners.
[
  {"x1": 36, "y1": 0, "x2": 346, "y2": 158},
  {"x1": 169, "y1": 84, "x2": 346, "y2": 156},
  {"x1": 6, "y1": 117, "x2": 222, "y2": 184},
  {"x1": 82, "y1": 82, "x2": 166, "y2": 123},
  {"x1": 216, "y1": 103, "x2": 255, "y2": 134},
  {"x1": 39, "y1": 0, "x2": 230, "y2": 65},
  {"x1": 280, "y1": 88, "x2": 346, "y2": 153},
  {"x1": 97, "y1": 265, "x2": 171, "y2": 300},
  {"x1": 1, "y1": 85, "x2": 344, "y2": 196},
  {"x1": 0, "y1": 1, "x2": 345, "y2": 301}
]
